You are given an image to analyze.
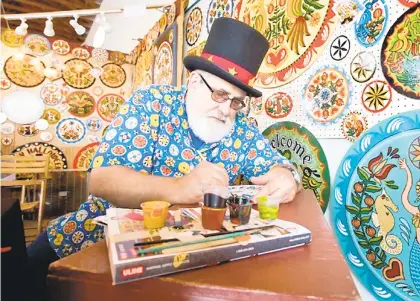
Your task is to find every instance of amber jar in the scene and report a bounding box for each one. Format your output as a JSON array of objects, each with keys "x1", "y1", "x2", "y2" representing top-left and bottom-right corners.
[{"x1": 201, "y1": 206, "x2": 227, "y2": 230}]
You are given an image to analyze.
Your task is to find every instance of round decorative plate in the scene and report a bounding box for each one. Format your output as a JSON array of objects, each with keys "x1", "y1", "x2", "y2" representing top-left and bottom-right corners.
[
  {"x1": 354, "y1": 0, "x2": 388, "y2": 47},
  {"x1": 159, "y1": 14, "x2": 168, "y2": 34},
  {"x1": 362, "y1": 80, "x2": 392, "y2": 113},
  {"x1": 151, "y1": 23, "x2": 160, "y2": 42},
  {"x1": 42, "y1": 108, "x2": 61, "y2": 124},
  {"x1": 92, "y1": 86, "x2": 104, "y2": 96},
  {"x1": 409, "y1": 136, "x2": 420, "y2": 169},
  {"x1": 381, "y1": 5, "x2": 420, "y2": 100},
  {"x1": 24, "y1": 34, "x2": 50, "y2": 56},
  {"x1": 207, "y1": 0, "x2": 233, "y2": 33},
  {"x1": 17, "y1": 124, "x2": 39, "y2": 137},
  {"x1": 153, "y1": 42, "x2": 173, "y2": 85},
  {"x1": 330, "y1": 35, "x2": 350, "y2": 61},
  {"x1": 109, "y1": 51, "x2": 126, "y2": 65},
  {"x1": 331, "y1": 110, "x2": 420, "y2": 301},
  {"x1": 4, "y1": 54, "x2": 46, "y2": 87},
  {"x1": 1, "y1": 123, "x2": 15, "y2": 135},
  {"x1": 52, "y1": 40, "x2": 71, "y2": 55},
  {"x1": 144, "y1": 50, "x2": 153, "y2": 71},
  {"x1": 2, "y1": 136, "x2": 13, "y2": 146},
  {"x1": 100, "y1": 63, "x2": 126, "y2": 88},
  {"x1": 12, "y1": 142, "x2": 68, "y2": 169},
  {"x1": 97, "y1": 94, "x2": 125, "y2": 122},
  {"x1": 62, "y1": 59, "x2": 95, "y2": 89},
  {"x1": 72, "y1": 47, "x2": 90, "y2": 60},
  {"x1": 1, "y1": 28, "x2": 24, "y2": 48},
  {"x1": 264, "y1": 92, "x2": 293, "y2": 119},
  {"x1": 92, "y1": 48, "x2": 109, "y2": 63},
  {"x1": 250, "y1": 97, "x2": 263, "y2": 115},
  {"x1": 73, "y1": 142, "x2": 100, "y2": 169},
  {"x1": 341, "y1": 111, "x2": 368, "y2": 142},
  {"x1": 167, "y1": 3, "x2": 176, "y2": 25},
  {"x1": 398, "y1": 0, "x2": 419, "y2": 7},
  {"x1": 0, "y1": 78, "x2": 11, "y2": 90},
  {"x1": 186, "y1": 7, "x2": 202, "y2": 46},
  {"x1": 350, "y1": 52, "x2": 376, "y2": 83},
  {"x1": 262, "y1": 121, "x2": 330, "y2": 213},
  {"x1": 66, "y1": 91, "x2": 96, "y2": 118},
  {"x1": 56, "y1": 118, "x2": 86, "y2": 144},
  {"x1": 236, "y1": 0, "x2": 336, "y2": 88},
  {"x1": 303, "y1": 67, "x2": 351, "y2": 123},
  {"x1": 40, "y1": 131, "x2": 53, "y2": 142},
  {"x1": 87, "y1": 117, "x2": 102, "y2": 132},
  {"x1": 144, "y1": 73, "x2": 152, "y2": 86},
  {"x1": 40, "y1": 83, "x2": 63, "y2": 105}
]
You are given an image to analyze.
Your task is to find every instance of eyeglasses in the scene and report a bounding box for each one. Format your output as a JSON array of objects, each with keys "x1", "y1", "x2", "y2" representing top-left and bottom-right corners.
[{"x1": 199, "y1": 74, "x2": 248, "y2": 111}]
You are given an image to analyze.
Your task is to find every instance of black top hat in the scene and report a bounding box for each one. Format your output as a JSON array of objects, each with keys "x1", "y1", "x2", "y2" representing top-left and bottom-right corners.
[{"x1": 184, "y1": 17, "x2": 269, "y2": 97}]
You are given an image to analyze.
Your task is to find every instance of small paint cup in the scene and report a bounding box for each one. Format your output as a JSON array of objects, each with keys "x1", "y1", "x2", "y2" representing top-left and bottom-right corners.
[
  {"x1": 257, "y1": 196, "x2": 280, "y2": 220},
  {"x1": 141, "y1": 201, "x2": 170, "y2": 229},
  {"x1": 227, "y1": 196, "x2": 252, "y2": 225},
  {"x1": 201, "y1": 206, "x2": 227, "y2": 230},
  {"x1": 203, "y1": 186, "x2": 229, "y2": 208}
]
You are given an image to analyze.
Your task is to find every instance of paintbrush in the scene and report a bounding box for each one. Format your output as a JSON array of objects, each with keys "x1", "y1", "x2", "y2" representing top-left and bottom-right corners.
[
  {"x1": 135, "y1": 226, "x2": 274, "y2": 255},
  {"x1": 133, "y1": 224, "x2": 275, "y2": 247}
]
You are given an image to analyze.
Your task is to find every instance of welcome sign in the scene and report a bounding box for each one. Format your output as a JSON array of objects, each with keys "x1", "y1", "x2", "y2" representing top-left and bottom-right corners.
[{"x1": 263, "y1": 121, "x2": 330, "y2": 213}]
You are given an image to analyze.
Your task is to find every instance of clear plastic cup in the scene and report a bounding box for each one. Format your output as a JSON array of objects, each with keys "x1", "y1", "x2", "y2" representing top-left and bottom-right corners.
[
  {"x1": 257, "y1": 196, "x2": 280, "y2": 220},
  {"x1": 141, "y1": 201, "x2": 170, "y2": 229}
]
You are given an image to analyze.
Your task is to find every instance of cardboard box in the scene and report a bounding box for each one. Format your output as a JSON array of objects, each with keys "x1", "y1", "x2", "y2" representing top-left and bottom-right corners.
[{"x1": 104, "y1": 208, "x2": 311, "y2": 285}]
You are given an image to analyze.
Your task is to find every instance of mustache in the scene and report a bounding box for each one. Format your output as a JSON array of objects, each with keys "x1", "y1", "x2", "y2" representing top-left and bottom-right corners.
[{"x1": 207, "y1": 111, "x2": 228, "y2": 122}]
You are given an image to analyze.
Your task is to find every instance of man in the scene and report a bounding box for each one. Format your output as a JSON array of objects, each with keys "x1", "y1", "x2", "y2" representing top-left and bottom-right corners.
[{"x1": 27, "y1": 17, "x2": 301, "y2": 298}]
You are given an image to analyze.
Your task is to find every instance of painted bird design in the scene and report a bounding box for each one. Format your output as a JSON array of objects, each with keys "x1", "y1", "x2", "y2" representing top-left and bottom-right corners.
[
  {"x1": 300, "y1": 166, "x2": 322, "y2": 204},
  {"x1": 355, "y1": 0, "x2": 377, "y2": 41},
  {"x1": 389, "y1": 20, "x2": 412, "y2": 56}
]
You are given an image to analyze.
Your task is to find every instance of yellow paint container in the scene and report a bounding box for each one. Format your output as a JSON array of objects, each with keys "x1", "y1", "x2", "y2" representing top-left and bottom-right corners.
[{"x1": 141, "y1": 201, "x2": 170, "y2": 229}]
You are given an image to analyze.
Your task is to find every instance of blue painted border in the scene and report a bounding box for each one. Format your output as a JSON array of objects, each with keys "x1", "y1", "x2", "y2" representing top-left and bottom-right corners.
[
  {"x1": 301, "y1": 65, "x2": 353, "y2": 126},
  {"x1": 354, "y1": 0, "x2": 389, "y2": 47},
  {"x1": 56, "y1": 117, "x2": 87, "y2": 145},
  {"x1": 330, "y1": 110, "x2": 420, "y2": 300}
]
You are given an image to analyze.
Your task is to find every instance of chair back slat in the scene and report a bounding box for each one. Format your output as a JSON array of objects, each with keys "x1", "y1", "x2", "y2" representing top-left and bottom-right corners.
[
  {"x1": 1, "y1": 155, "x2": 50, "y2": 178},
  {"x1": 1, "y1": 154, "x2": 51, "y2": 239}
]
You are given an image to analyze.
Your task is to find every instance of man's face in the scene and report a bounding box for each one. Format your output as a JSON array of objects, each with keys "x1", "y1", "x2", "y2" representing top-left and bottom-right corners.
[{"x1": 185, "y1": 70, "x2": 247, "y2": 143}]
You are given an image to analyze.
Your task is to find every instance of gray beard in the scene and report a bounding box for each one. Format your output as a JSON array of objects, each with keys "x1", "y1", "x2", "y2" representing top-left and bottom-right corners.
[{"x1": 185, "y1": 101, "x2": 234, "y2": 143}]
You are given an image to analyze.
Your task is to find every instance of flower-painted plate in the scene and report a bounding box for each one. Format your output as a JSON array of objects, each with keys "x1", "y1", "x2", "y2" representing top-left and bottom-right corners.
[{"x1": 331, "y1": 110, "x2": 420, "y2": 300}]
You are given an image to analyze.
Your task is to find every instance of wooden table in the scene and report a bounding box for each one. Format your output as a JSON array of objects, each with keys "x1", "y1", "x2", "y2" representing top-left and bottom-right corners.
[{"x1": 47, "y1": 190, "x2": 360, "y2": 300}]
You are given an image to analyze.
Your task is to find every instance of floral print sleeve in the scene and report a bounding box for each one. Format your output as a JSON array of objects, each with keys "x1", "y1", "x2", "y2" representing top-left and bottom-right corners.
[
  {"x1": 89, "y1": 86, "x2": 167, "y2": 173},
  {"x1": 241, "y1": 120, "x2": 291, "y2": 180}
]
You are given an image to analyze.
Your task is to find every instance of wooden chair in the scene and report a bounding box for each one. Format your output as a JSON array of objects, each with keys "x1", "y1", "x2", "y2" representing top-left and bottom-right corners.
[{"x1": 1, "y1": 155, "x2": 50, "y2": 239}]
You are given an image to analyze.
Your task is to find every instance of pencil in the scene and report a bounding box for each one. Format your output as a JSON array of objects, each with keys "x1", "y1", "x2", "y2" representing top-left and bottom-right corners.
[{"x1": 197, "y1": 151, "x2": 206, "y2": 162}]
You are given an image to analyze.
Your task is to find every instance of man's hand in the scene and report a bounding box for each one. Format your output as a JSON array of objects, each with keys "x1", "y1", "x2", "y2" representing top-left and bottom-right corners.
[
  {"x1": 175, "y1": 161, "x2": 229, "y2": 204},
  {"x1": 250, "y1": 165, "x2": 299, "y2": 204}
]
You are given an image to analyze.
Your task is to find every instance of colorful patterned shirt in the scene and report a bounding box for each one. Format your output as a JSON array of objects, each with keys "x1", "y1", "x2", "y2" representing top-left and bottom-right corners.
[{"x1": 47, "y1": 84, "x2": 290, "y2": 257}]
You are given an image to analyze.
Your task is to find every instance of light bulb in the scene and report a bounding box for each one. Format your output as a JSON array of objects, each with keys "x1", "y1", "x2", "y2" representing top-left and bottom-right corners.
[
  {"x1": 93, "y1": 26, "x2": 106, "y2": 48},
  {"x1": 15, "y1": 19, "x2": 28, "y2": 36},
  {"x1": 75, "y1": 25, "x2": 86, "y2": 35},
  {"x1": 44, "y1": 17, "x2": 55, "y2": 37},
  {"x1": 70, "y1": 16, "x2": 86, "y2": 35}
]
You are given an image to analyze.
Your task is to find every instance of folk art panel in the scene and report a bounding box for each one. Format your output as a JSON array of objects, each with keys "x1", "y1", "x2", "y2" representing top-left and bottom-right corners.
[
  {"x1": 331, "y1": 110, "x2": 420, "y2": 300},
  {"x1": 183, "y1": 1, "x2": 419, "y2": 138},
  {"x1": 0, "y1": 33, "x2": 134, "y2": 170},
  {"x1": 183, "y1": 0, "x2": 419, "y2": 297}
]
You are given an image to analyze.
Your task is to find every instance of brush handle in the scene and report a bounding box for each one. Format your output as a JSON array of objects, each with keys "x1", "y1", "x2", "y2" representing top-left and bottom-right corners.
[
  {"x1": 162, "y1": 237, "x2": 237, "y2": 254},
  {"x1": 136, "y1": 231, "x2": 247, "y2": 255}
]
